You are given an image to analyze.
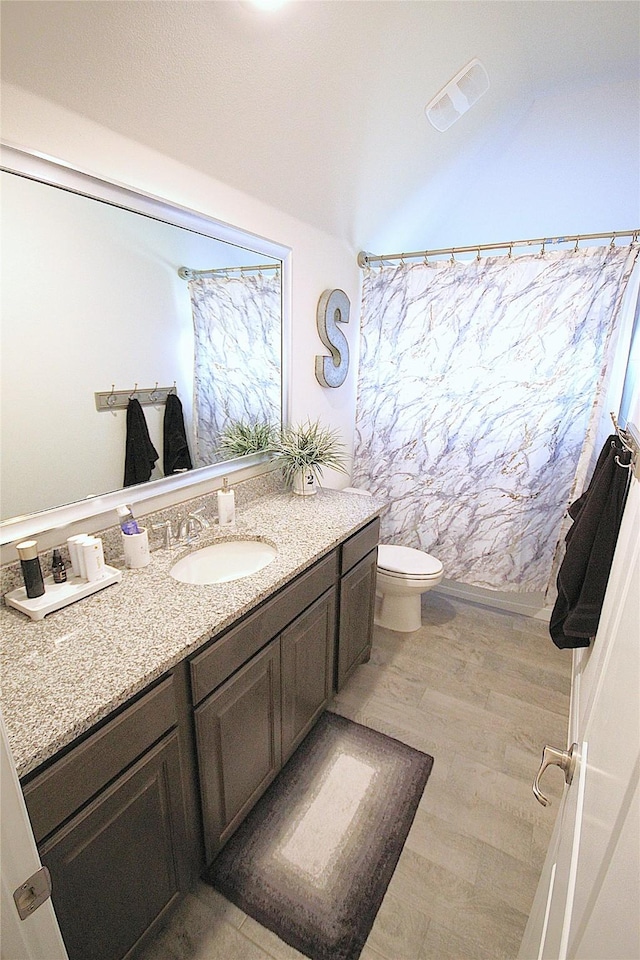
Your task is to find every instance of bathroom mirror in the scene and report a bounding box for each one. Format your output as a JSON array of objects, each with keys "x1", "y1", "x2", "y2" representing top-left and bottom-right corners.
[{"x1": 0, "y1": 145, "x2": 291, "y2": 543}]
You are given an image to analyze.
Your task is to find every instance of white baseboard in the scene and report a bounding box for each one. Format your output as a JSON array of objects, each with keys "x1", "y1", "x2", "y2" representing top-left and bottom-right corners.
[{"x1": 434, "y1": 578, "x2": 552, "y2": 622}]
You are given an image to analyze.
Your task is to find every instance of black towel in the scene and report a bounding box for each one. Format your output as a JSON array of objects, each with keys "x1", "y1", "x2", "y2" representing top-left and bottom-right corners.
[
  {"x1": 163, "y1": 392, "x2": 193, "y2": 475},
  {"x1": 549, "y1": 435, "x2": 631, "y2": 649},
  {"x1": 124, "y1": 398, "x2": 159, "y2": 487}
]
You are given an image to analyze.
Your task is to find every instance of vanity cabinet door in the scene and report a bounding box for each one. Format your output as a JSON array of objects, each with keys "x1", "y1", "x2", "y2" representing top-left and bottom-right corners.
[
  {"x1": 39, "y1": 732, "x2": 189, "y2": 960},
  {"x1": 281, "y1": 587, "x2": 336, "y2": 763},
  {"x1": 195, "y1": 637, "x2": 282, "y2": 863},
  {"x1": 337, "y1": 548, "x2": 378, "y2": 691}
]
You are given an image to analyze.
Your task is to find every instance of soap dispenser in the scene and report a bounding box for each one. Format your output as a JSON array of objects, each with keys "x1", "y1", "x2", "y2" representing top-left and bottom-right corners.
[{"x1": 217, "y1": 477, "x2": 236, "y2": 528}]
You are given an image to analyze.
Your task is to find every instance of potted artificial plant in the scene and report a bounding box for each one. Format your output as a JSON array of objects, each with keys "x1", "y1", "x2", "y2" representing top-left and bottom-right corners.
[{"x1": 272, "y1": 419, "x2": 348, "y2": 495}]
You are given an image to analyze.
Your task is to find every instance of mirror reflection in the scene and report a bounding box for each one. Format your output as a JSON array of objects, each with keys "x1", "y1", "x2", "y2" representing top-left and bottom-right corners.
[{"x1": 0, "y1": 170, "x2": 283, "y2": 522}]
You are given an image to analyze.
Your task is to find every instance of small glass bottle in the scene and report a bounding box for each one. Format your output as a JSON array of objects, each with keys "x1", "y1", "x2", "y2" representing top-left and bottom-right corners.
[
  {"x1": 16, "y1": 540, "x2": 45, "y2": 598},
  {"x1": 52, "y1": 548, "x2": 67, "y2": 584}
]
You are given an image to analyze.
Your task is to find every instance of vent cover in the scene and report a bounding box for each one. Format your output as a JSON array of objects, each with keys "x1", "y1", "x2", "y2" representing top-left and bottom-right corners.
[{"x1": 425, "y1": 58, "x2": 490, "y2": 132}]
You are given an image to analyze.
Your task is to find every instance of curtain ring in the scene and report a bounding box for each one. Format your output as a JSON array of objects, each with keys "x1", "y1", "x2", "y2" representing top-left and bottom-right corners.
[
  {"x1": 476, "y1": 247, "x2": 481, "y2": 261},
  {"x1": 450, "y1": 249, "x2": 456, "y2": 265},
  {"x1": 129, "y1": 383, "x2": 138, "y2": 400},
  {"x1": 573, "y1": 237, "x2": 580, "y2": 253},
  {"x1": 107, "y1": 384, "x2": 117, "y2": 406},
  {"x1": 508, "y1": 243, "x2": 513, "y2": 259},
  {"x1": 540, "y1": 239, "x2": 546, "y2": 256},
  {"x1": 423, "y1": 252, "x2": 429, "y2": 265},
  {"x1": 610, "y1": 235, "x2": 616, "y2": 248}
]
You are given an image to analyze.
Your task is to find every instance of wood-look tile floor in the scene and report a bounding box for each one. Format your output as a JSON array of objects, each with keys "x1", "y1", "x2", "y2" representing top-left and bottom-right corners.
[{"x1": 134, "y1": 593, "x2": 572, "y2": 960}]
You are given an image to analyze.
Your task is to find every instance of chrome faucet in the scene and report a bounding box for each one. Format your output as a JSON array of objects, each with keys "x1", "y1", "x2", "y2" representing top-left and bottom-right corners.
[
  {"x1": 152, "y1": 509, "x2": 210, "y2": 549},
  {"x1": 178, "y1": 509, "x2": 210, "y2": 544}
]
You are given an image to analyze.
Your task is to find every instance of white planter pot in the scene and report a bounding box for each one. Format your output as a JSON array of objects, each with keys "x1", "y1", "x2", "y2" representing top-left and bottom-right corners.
[{"x1": 292, "y1": 468, "x2": 318, "y2": 496}]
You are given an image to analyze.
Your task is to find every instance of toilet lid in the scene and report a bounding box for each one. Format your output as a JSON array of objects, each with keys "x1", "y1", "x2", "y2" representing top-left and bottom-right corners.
[{"x1": 378, "y1": 544, "x2": 443, "y2": 577}]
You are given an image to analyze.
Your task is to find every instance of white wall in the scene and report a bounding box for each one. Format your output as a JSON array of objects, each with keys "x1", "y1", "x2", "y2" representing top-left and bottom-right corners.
[
  {"x1": 1, "y1": 84, "x2": 361, "y2": 524},
  {"x1": 370, "y1": 76, "x2": 639, "y2": 253}
]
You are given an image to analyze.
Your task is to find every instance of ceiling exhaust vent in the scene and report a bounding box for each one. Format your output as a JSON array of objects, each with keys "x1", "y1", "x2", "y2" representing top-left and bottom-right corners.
[{"x1": 425, "y1": 58, "x2": 490, "y2": 132}]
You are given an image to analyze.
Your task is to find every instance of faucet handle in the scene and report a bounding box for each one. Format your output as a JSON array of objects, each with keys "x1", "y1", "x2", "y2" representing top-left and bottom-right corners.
[
  {"x1": 151, "y1": 519, "x2": 174, "y2": 550},
  {"x1": 190, "y1": 507, "x2": 210, "y2": 528}
]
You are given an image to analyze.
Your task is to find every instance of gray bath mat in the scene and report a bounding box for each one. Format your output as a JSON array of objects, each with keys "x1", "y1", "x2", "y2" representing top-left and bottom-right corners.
[{"x1": 204, "y1": 711, "x2": 434, "y2": 960}]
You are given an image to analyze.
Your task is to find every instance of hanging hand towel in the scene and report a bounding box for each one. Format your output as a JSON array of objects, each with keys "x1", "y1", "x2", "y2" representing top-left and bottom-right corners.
[
  {"x1": 124, "y1": 398, "x2": 159, "y2": 487},
  {"x1": 163, "y1": 392, "x2": 193, "y2": 475},
  {"x1": 549, "y1": 435, "x2": 631, "y2": 649}
]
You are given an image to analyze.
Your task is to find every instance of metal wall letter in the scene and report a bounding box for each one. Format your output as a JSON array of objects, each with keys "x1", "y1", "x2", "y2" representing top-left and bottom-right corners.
[{"x1": 315, "y1": 289, "x2": 350, "y2": 388}]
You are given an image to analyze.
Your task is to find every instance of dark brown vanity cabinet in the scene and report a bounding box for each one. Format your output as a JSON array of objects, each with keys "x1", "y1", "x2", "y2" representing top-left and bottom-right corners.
[
  {"x1": 21, "y1": 672, "x2": 196, "y2": 960},
  {"x1": 337, "y1": 520, "x2": 379, "y2": 690},
  {"x1": 191, "y1": 552, "x2": 338, "y2": 862},
  {"x1": 17, "y1": 517, "x2": 379, "y2": 959}
]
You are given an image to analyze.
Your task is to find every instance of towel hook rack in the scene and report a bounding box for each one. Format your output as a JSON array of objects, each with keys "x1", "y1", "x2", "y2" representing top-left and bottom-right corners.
[{"x1": 95, "y1": 383, "x2": 178, "y2": 411}]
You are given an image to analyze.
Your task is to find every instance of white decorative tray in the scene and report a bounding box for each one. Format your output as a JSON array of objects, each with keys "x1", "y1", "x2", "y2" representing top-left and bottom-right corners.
[{"x1": 4, "y1": 566, "x2": 123, "y2": 621}]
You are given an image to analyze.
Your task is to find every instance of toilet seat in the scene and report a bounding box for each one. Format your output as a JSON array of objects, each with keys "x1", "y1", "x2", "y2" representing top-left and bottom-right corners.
[{"x1": 377, "y1": 544, "x2": 443, "y2": 578}]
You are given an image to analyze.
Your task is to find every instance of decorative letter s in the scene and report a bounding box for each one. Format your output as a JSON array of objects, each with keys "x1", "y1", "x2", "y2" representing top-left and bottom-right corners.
[{"x1": 315, "y1": 289, "x2": 350, "y2": 388}]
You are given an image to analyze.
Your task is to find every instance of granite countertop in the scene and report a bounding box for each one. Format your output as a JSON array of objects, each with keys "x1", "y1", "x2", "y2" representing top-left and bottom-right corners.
[{"x1": 1, "y1": 489, "x2": 383, "y2": 779}]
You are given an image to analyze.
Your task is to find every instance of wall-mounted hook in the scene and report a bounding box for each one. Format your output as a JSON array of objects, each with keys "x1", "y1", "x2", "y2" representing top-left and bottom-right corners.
[
  {"x1": 128, "y1": 383, "x2": 138, "y2": 400},
  {"x1": 107, "y1": 384, "x2": 117, "y2": 406}
]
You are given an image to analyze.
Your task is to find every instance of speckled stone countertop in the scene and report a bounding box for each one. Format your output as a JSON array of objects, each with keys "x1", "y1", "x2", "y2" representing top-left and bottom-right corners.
[{"x1": 1, "y1": 489, "x2": 383, "y2": 779}]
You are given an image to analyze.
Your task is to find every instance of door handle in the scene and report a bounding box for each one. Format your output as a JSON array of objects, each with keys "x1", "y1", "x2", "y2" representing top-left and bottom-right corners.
[{"x1": 532, "y1": 743, "x2": 578, "y2": 807}]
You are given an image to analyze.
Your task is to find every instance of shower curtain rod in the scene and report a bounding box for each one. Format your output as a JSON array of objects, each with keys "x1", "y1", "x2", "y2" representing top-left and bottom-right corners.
[
  {"x1": 178, "y1": 263, "x2": 280, "y2": 281},
  {"x1": 357, "y1": 228, "x2": 640, "y2": 268}
]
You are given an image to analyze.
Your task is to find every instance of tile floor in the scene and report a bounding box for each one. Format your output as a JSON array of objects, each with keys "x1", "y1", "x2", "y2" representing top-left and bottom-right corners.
[{"x1": 134, "y1": 592, "x2": 572, "y2": 960}]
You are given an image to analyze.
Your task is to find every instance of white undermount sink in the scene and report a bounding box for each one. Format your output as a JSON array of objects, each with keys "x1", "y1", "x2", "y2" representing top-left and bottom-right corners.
[{"x1": 170, "y1": 539, "x2": 277, "y2": 585}]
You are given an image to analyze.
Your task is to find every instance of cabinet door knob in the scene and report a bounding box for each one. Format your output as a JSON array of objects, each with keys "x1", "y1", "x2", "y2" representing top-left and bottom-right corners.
[{"x1": 532, "y1": 743, "x2": 578, "y2": 807}]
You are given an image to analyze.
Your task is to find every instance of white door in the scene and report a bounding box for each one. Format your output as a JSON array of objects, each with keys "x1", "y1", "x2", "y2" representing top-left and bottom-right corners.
[
  {"x1": 0, "y1": 710, "x2": 69, "y2": 960},
  {"x1": 519, "y1": 452, "x2": 640, "y2": 960}
]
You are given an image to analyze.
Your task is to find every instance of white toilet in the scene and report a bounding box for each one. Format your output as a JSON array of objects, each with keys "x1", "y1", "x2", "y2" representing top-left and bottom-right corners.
[
  {"x1": 375, "y1": 543, "x2": 444, "y2": 632},
  {"x1": 343, "y1": 488, "x2": 444, "y2": 633}
]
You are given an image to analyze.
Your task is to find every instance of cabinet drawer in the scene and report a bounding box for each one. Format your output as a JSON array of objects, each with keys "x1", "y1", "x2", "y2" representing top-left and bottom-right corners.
[
  {"x1": 341, "y1": 518, "x2": 380, "y2": 575},
  {"x1": 23, "y1": 677, "x2": 177, "y2": 843},
  {"x1": 191, "y1": 550, "x2": 338, "y2": 705}
]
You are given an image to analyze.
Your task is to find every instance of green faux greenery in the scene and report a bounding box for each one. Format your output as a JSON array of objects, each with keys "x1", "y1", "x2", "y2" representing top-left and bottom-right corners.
[
  {"x1": 217, "y1": 419, "x2": 277, "y2": 458},
  {"x1": 272, "y1": 419, "x2": 349, "y2": 487}
]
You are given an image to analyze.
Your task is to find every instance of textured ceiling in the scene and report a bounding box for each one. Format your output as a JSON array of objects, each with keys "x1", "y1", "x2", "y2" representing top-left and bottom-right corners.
[{"x1": 1, "y1": 1, "x2": 638, "y2": 247}]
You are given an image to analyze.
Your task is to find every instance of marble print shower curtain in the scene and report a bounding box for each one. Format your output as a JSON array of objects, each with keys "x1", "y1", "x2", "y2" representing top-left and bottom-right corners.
[
  {"x1": 353, "y1": 246, "x2": 638, "y2": 592},
  {"x1": 189, "y1": 272, "x2": 281, "y2": 466}
]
